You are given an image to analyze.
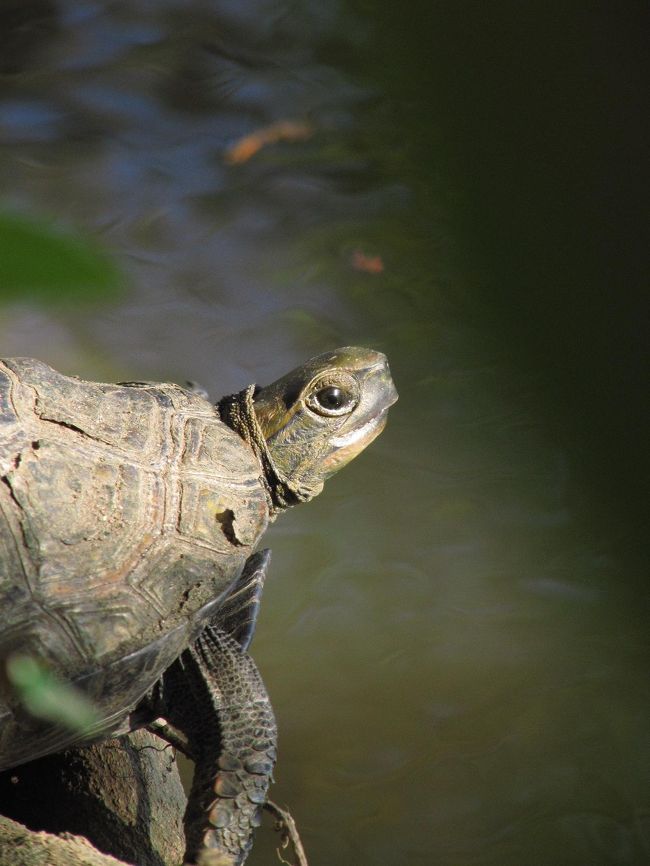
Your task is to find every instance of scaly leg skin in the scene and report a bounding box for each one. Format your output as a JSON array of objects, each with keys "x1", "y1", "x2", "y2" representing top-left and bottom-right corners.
[
  {"x1": 177, "y1": 629, "x2": 276, "y2": 866},
  {"x1": 153, "y1": 550, "x2": 277, "y2": 866}
]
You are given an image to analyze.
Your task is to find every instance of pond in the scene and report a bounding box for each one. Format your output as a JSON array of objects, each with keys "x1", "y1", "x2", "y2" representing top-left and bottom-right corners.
[{"x1": 0, "y1": 2, "x2": 647, "y2": 864}]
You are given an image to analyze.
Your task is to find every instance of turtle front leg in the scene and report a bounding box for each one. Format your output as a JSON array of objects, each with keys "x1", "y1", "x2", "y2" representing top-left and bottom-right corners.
[{"x1": 154, "y1": 551, "x2": 277, "y2": 866}]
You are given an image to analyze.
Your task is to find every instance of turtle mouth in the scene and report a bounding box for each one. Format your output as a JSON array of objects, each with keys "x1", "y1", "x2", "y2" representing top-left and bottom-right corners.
[
  {"x1": 331, "y1": 407, "x2": 389, "y2": 448},
  {"x1": 329, "y1": 366, "x2": 397, "y2": 454},
  {"x1": 320, "y1": 407, "x2": 390, "y2": 477}
]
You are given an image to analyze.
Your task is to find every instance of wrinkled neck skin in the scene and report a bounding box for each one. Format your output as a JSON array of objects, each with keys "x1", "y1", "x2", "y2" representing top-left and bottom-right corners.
[
  {"x1": 217, "y1": 385, "x2": 316, "y2": 516},
  {"x1": 221, "y1": 347, "x2": 398, "y2": 517},
  {"x1": 256, "y1": 399, "x2": 345, "y2": 494}
]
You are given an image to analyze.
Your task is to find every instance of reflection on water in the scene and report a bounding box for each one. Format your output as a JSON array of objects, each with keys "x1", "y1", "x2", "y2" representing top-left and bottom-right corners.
[{"x1": 1, "y1": 2, "x2": 647, "y2": 865}]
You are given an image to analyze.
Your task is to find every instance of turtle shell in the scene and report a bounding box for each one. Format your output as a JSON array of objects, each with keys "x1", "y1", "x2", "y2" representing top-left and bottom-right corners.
[{"x1": 0, "y1": 358, "x2": 269, "y2": 766}]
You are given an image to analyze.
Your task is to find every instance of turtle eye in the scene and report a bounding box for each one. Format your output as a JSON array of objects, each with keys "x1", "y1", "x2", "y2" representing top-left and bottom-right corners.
[{"x1": 307, "y1": 385, "x2": 357, "y2": 417}]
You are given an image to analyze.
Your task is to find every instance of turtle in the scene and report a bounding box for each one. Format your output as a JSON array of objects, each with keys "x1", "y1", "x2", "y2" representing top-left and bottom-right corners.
[{"x1": 0, "y1": 346, "x2": 397, "y2": 865}]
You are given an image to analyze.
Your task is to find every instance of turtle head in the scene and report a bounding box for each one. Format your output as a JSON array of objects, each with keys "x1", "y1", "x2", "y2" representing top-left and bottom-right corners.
[{"x1": 219, "y1": 347, "x2": 397, "y2": 512}]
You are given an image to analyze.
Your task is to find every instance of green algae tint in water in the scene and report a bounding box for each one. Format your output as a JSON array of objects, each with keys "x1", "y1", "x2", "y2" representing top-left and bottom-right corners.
[{"x1": 0, "y1": 2, "x2": 647, "y2": 865}]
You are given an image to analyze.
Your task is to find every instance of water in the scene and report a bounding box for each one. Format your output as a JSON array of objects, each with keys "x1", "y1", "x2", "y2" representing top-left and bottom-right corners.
[{"x1": 0, "y1": 2, "x2": 647, "y2": 864}]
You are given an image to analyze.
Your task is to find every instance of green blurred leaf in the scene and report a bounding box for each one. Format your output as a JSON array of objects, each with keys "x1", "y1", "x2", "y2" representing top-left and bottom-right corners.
[
  {"x1": 0, "y1": 210, "x2": 121, "y2": 304},
  {"x1": 6, "y1": 653, "x2": 100, "y2": 734}
]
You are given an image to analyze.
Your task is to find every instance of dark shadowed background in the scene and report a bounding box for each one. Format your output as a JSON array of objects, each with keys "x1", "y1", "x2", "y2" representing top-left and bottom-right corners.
[{"x1": 0, "y1": 1, "x2": 647, "y2": 864}]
